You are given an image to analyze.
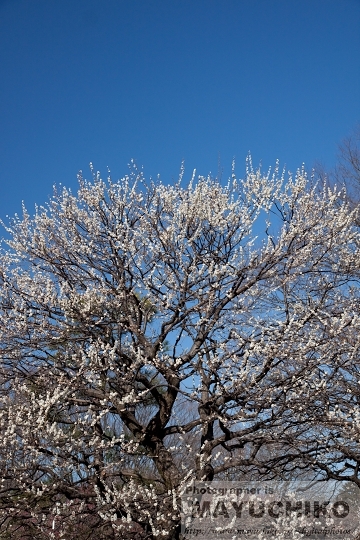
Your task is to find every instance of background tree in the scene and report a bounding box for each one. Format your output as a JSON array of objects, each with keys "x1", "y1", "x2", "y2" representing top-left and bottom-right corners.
[
  {"x1": 334, "y1": 123, "x2": 360, "y2": 203},
  {"x1": 316, "y1": 123, "x2": 360, "y2": 226},
  {"x1": 0, "y1": 161, "x2": 359, "y2": 539}
]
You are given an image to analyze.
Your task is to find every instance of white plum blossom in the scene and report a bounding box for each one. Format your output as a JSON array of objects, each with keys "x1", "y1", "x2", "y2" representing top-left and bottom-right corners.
[{"x1": 0, "y1": 161, "x2": 359, "y2": 539}]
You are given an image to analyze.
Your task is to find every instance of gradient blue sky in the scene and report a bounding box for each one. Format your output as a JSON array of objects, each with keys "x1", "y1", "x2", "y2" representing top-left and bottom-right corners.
[{"x1": 0, "y1": 0, "x2": 359, "y2": 221}]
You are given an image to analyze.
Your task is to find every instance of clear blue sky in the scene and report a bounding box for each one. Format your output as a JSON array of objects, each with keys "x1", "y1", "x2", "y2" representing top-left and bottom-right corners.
[{"x1": 0, "y1": 0, "x2": 359, "y2": 221}]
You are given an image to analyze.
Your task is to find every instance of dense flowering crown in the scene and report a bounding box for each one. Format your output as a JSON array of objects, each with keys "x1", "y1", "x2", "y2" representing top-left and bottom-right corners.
[{"x1": 0, "y1": 162, "x2": 359, "y2": 539}]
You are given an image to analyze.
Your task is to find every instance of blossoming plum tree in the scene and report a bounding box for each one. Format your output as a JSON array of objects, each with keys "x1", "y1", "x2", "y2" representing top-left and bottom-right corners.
[{"x1": 0, "y1": 160, "x2": 359, "y2": 539}]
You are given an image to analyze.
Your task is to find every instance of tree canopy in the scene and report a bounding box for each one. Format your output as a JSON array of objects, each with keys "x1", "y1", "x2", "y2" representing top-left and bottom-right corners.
[{"x1": 0, "y1": 161, "x2": 359, "y2": 539}]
